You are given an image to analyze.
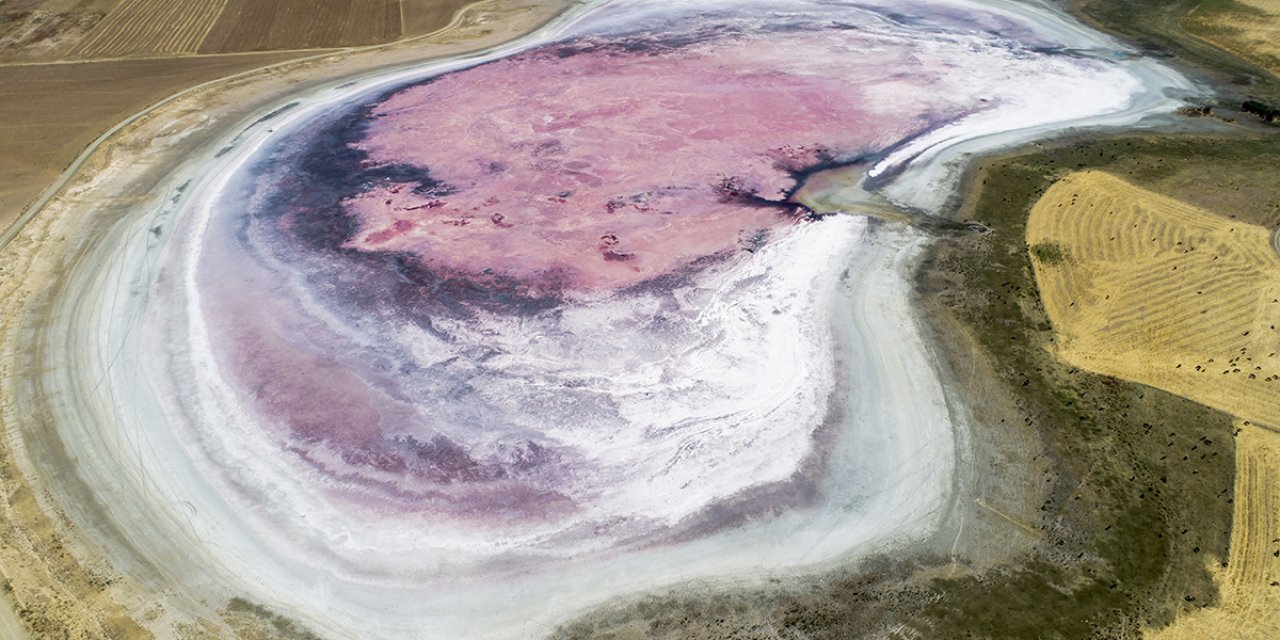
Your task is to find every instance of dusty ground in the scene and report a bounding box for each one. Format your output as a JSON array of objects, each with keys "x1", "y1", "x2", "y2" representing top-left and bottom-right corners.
[{"x1": 0, "y1": 0, "x2": 117, "y2": 62}]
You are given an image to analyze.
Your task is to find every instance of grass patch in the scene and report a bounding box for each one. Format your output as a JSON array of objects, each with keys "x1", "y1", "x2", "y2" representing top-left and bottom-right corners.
[
  {"x1": 222, "y1": 598, "x2": 322, "y2": 640},
  {"x1": 1029, "y1": 241, "x2": 1068, "y2": 265}
]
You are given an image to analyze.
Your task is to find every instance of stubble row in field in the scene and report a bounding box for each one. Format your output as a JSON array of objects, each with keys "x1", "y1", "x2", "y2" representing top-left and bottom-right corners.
[
  {"x1": 67, "y1": 0, "x2": 228, "y2": 58},
  {"x1": 0, "y1": 0, "x2": 481, "y2": 238},
  {"x1": 198, "y1": 0, "x2": 400, "y2": 54},
  {"x1": 61, "y1": 0, "x2": 475, "y2": 59},
  {"x1": 1028, "y1": 170, "x2": 1280, "y2": 427},
  {"x1": 1149, "y1": 422, "x2": 1280, "y2": 639}
]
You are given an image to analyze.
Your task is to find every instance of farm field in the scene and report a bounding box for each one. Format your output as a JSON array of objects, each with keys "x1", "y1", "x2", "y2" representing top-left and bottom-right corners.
[
  {"x1": 0, "y1": 0, "x2": 483, "y2": 238},
  {"x1": 6, "y1": 0, "x2": 475, "y2": 61},
  {"x1": 403, "y1": 0, "x2": 472, "y2": 36},
  {"x1": 1027, "y1": 169, "x2": 1280, "y2": 637},
  {"x1": 1184, "y1": 0, "x2": 1280, "y2": 76},
  {"x1": 1149, "y1": 423, "x2": 1280, "y2": 639},
  {"x1": 198, "y1": 0, "x2": 402, "y2": 53},
  {"x1": 0, "y1": 0, "x2": 117, "y2": 62},
  {"x1": 68, "y1": 0, "x2": 228, "y2": 58},
  {"x1": 0, "y1": 52, "x2": 302, "y2": 233}
]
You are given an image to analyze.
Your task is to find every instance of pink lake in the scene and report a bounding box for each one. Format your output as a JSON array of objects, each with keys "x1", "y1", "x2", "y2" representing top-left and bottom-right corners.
[{"x1": 340, "y1": 29, "x2": 958, "y2": 296}]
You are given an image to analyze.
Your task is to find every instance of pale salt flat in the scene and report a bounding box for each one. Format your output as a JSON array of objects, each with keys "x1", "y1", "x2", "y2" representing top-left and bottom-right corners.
[{"x1": 11, "y1": 1, "x2": 1201, "y2": 638}]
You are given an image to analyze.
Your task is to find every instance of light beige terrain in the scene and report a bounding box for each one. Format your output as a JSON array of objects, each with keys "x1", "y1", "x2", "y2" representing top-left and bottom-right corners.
[{"x1": 1028, "y1": 170, "x2": 1280, "y2": 636}]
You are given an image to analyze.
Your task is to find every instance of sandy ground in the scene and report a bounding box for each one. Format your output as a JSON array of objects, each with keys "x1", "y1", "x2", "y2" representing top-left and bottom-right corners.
[
  {"x1": 1028, "y1": 170, "x2": 1280, "y2": 637},
  {"x1": 0, "y1": 2, "x2": 575, "y2": 637},
  {"x1": 0, "y1": 584, "x2": 23, "y2": 640}
]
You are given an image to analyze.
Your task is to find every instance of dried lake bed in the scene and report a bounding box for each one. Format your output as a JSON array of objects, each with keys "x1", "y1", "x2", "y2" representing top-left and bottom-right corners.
[{"x1": 0, "y1": 0, "x2": 1208, "y2": 637}]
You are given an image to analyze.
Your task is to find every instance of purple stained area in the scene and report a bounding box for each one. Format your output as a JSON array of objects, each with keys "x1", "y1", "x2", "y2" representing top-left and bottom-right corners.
[{"x1": 184, "y1": 2, "x2": 1114, "y2": 548}]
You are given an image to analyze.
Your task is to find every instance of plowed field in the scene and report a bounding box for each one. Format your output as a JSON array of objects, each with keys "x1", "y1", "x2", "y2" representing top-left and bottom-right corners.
[
  {"x1": 0, "y1": 53, "x2": 301, "y2": 232},
  {"x1": 69, "y1": 0, "x2": 228, "y2": 58},
  {"x1": 198, "y1": 0, "x2": 400, "y2": 53}
]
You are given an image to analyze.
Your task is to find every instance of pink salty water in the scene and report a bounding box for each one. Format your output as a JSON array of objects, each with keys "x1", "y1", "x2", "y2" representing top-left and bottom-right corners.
[{"x1": 342, "y1": 35, "x2": 928, "y2": 295}]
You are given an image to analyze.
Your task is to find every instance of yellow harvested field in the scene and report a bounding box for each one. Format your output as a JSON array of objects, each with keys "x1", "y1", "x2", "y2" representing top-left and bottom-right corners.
[
  {"x1": 1185, "y1": 0, "x2": 1280, "y2": 76},
  {"x1": 68, "y1": 0, "x2": 229, "y2": 58},
  {"x1": 1148, "y1": 423, "x2": 1280, "y2": 639},
  {"x1": 1027, "y1": 171, "x2": 1280, "y2": 428}
]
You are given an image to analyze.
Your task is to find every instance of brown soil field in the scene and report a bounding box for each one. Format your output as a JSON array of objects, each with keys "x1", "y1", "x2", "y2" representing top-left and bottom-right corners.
[
  {"x1": 2, "y1": 0, "x2": 471, "y2": 62},
  {"x1": 1027, "y1": 170, "x2": 1280, "y2": 637},
  {"x1": 1028, "y1": 170, "x2": 1280, "y2": 428},
  {"x1": 0, "y1": 52, "x2": 304, "y2": 234},
  {"x1": 0, "y1": 0, "x2": 485, "y2": 240},
  {"x1": 68, "y1": 0, "x2": 229, "y2": 58},
  {"x1": 198, "y1": 0, "x2": 402, "y2": 54},
  {"x1": 403, "y1": 0, "x2": 473, "y2": 37},
  {"x1": 0, "y1": 1, "x2": 118, "y2": 61},
  {"x1": 1184, "y1": 0, "x2": 1280, "y2": 76}
]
